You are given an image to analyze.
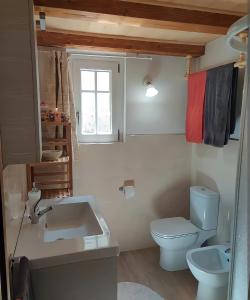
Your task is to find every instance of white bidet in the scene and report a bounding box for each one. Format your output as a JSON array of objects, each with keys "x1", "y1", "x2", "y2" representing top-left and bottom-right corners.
[{"x1": 186, "y1": 245, "x2": 230, "y2": 300}]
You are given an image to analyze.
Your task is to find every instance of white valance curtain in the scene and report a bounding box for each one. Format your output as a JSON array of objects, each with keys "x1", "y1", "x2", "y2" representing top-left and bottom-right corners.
[{"x1": 38, "y1": 49, "x2": 79, "y2": 159}]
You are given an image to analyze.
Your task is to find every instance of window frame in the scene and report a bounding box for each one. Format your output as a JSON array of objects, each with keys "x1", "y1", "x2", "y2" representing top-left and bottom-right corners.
[{"x1": 71, "y1": 56, "x2": 124, "y2": 144}]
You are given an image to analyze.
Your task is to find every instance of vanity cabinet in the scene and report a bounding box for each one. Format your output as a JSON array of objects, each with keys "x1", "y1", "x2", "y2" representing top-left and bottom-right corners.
[
  {"x1": 31, "y1": 256, "x2": 118, "y2": 300},
  {"x1": 13, "y1": 196, "x2": 119, "y2": 300},
  {"x1": 0, "y1": 0, "x2": 41, "y2": 166}
]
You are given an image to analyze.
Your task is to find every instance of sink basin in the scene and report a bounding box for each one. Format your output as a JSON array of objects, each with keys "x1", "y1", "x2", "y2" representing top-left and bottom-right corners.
[{"x1": 44, "y1": 201, "x2": 103, "y2": 242}]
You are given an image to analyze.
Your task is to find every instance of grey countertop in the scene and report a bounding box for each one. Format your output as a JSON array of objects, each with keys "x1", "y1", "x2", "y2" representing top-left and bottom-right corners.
[{"x1": 14, "y1": 195, "x2": 119, "y2": 269}]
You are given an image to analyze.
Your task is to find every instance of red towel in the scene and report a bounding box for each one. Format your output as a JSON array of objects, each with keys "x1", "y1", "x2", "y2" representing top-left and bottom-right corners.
[{"x1": 186, "y1": 71, "x2": 207, "y2": 143}]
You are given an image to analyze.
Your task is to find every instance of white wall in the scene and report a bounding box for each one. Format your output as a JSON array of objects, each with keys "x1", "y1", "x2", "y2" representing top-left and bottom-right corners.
[
  {"x1": 191, "y1": 36, "x2": 240, "y2": 244},
  {"x1": 126, "y1": 55, "x2": 187, "y2": 134}
]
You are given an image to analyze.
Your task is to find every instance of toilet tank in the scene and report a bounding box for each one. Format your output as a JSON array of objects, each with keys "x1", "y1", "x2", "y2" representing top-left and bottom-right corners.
[{"x1": 190, "y1": 186, "x2": 220, "y2": 230}]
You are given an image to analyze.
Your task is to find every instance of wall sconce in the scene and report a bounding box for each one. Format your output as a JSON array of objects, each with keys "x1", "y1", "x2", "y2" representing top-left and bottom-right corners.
[{"x1": 144, "y1": 80, "x2": 159, "y2": 97}]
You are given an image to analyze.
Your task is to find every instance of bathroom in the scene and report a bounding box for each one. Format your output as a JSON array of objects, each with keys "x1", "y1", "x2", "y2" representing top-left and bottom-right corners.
[{"x1": 0, "y1": 1, "x2": 249, "y2": 300}]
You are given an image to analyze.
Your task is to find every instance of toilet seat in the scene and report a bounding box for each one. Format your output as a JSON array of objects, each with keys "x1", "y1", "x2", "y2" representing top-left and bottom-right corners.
[{"x1": 151, "y1": 217, "x2": 199, "y2": 239}]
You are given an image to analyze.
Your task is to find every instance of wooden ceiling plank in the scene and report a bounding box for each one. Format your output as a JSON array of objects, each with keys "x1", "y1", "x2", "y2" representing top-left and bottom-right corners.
[
  {"x1": 33, "y1": 0, "x2": 241, "y2": 34},
  {"x1": 36, "y1": 30, "x2": 205, "y2": 57},
  {"x1": 120, "y1": 0, "x2": 247, "y2": 16}
]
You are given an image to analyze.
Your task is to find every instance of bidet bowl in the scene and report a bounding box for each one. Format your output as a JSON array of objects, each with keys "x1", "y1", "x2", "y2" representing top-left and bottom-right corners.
[{"x1": 187, "y1": 245, "x2": 230, "y2": 300}]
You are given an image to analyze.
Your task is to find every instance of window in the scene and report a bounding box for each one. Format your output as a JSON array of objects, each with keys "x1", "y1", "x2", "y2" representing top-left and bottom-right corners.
[
  {"x1": 80, "y1": 70, "x2": 111, "y2": 135},
  {"x1": 72, "y1": 57, "x2": 124, "y2": 143}
]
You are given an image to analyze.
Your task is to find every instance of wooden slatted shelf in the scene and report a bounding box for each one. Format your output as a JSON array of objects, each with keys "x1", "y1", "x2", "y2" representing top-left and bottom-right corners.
[
  {"x1": 42, "y1": 138, "x2": 68, "y2": 147},
  {"x1": 33, "y1": 171, "x2": 68, "y2": 177},
  {"x1": 29, "y1": 160, "x2": 69, "y2": 167},
  {"x1": 41, "y1": 120, "x2": 70, "y2": 126},
  {"x1": 41, "y1": 188, "x2": 71, "y2": 199},
  {"x1": 27, "y1": 121, "x2": 73, "y2": 199},
  {"x1": 36, "y1": 180, "x2": 70, "y2": 186}
]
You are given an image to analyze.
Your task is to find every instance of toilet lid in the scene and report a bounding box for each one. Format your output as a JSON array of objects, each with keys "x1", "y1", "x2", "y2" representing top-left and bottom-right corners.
[{"x1": 151, "y1": 217, "x2": 199, "y2": 238}]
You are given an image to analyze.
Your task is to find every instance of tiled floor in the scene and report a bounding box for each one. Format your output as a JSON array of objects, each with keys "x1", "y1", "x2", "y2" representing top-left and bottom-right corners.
[{"x1": 118, "y1": 247, "x2": 197, "y2": 300}]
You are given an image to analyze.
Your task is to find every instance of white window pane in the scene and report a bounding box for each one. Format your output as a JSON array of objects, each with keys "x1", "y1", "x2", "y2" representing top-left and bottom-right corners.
[
  {"x1": 81, "y1": 92, "x2": 96, "y2": 134},
  {"x1": 97, "y1": 93, "x2": 111, "y2": 134},
  {"x1": 81, "y1": 70, "x2": 95, "y2": 91},
  {"x1": 97, "y1": 71, "x2": 110, "y2": 91}
]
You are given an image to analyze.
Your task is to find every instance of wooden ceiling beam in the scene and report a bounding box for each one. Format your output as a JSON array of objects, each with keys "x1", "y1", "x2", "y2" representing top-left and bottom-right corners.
[
  {"x1": 34, "y1": 0, "x2": 241, "y2": 35},
  {"x1": 36, "y1": 30, "x2": 205, "y2": 57}
]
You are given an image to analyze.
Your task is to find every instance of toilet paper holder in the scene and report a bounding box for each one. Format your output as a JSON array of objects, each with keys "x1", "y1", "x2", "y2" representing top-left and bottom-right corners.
[{"x1": 119, "y1": 180, "x2": 135, "y2": 191}]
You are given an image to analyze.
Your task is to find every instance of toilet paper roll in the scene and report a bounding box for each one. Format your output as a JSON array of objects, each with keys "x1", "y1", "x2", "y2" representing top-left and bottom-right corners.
[
  {"x1": 123, "y1": 185, "x2": 135, "y2": 200},
  {"x1": 119, "y1": 180, "x2": 135, "y2": 200}
]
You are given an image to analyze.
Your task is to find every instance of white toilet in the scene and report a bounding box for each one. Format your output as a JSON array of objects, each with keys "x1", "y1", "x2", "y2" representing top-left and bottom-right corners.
[
  {"x1": 150, "y1": 186, "x2": 220, "y2": 271},
  {"x1": 186, "y1": 245, "x2": 230, "y2": 300}
]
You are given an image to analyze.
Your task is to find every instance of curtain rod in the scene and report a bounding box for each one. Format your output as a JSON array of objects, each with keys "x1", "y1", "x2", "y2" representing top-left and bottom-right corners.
[
  {"x1": 192, "y1": 58, "x2": 238, "y2": 73},
  {"x1": 68, "y1": 53, "x2": 153, "y2": 60},
  {"x1": 38, "y1": 47, "x2": 153, "y2": 60}
]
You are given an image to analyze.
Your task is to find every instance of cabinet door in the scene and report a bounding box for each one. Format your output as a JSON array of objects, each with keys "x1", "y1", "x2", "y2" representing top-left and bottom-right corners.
[{"x1": 0, "y1": 0, "x2": 41, "y2": 167}]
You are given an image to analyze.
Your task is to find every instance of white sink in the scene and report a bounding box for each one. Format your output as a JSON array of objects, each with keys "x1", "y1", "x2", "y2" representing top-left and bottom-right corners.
[{"x1": 43, "y1": 201, "x2": 103, "y2": 242}]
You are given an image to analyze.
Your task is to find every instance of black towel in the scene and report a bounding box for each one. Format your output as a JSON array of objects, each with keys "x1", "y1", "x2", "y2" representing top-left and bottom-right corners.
[
  {"x1": 229, "y1": 67, "x2": 239, "y2": 135},
  {"x1": 12, "y1": 257, "x2": 34, "y2": 300},
  {"x1": 204, "y1": 63, "x2": 237, "y2": 147}
]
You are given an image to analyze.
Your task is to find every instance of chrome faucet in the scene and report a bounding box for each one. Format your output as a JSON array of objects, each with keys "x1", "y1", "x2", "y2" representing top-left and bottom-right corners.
[
  {"x1": 30, "y1": 199, "x2": 53, "y2": 224},
  {"x1": 224, "y1": 248, "x2": 231, "y2": 254}
]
